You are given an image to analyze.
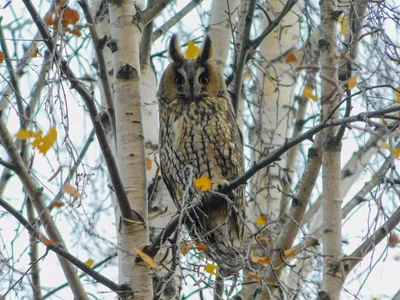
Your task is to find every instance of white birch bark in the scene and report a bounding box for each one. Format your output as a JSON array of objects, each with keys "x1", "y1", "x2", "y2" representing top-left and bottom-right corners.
[
  {"x1": 319, "y1": 0, "x2": 343, "y2": 298},
  {"x1": 108, "y1": 1, "x2": 152, "y2": 299}
]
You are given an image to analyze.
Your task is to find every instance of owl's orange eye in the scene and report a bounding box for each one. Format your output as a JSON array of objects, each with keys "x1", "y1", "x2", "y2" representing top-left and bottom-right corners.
[
  {"x1": 199, "y1": 73, "x2": 209, "y2": 85},
  {"x1": 174, "y1": 74, "x2": 185, "y2": 85}
]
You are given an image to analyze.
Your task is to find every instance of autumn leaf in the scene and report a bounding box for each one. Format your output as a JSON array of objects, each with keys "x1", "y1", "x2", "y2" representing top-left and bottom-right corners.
[
  {"x1": 185, "y1": 41, "x2": 199, "y2": 60},
  {"x1": 244, "y1": 71, "x2": 252, "y2": 78},
  {"x1": 63, "y1": 182, "x2": 83, "y2": 198},
  {"x1": 246, "y1": 271, "x2": 263, "y2": 280},
  {"x1": 146, "y1": 157, "x2": 152, "y2": 170},
  {"x1": 348, "y1": 75, "x2": 357, "y2": 90},
  {"x1": 44, "y1": 11, "x2": 56, "y2": 26},
  {"x1": 135, "y1": 247, "x2": 157, "y2": 269},
  {"x1": 303, "y1": 87, "x2": 318, "y2": 102},
  {"x1": 52, "y1": 200, "x2": 65, "y2": 208},
  {"x1": 256, "y1": 215, "x2": 267, "y2": 226},
  {"x1": 389, "y1": 233, "x2": 399, "y2": 248},
  {"x1": 85, "y1": 259, "x2": 95, "y2": 267},
  {"x1": 62, "y1": 7, "x2": 79, "y2": 25},
  {"x1": 250, "y1": 251, "x2": 271, "y2": 264},
  {"x1": 196, "y1": 243, "x2": 208, "y2": 251},
  {"x1": 31, "y1": 43, "x2": 41, "y2": 57},
  {"x1": 30, "y1": 127, "x2": 57, "y2": 155},
  {"x1": 380, "y1": 116, "x2": 388, "y2": 126},
  {"x1": 284, "y1": 248, "x2": 296, "y2": 258},
  {"x1": 194, "y1": 176, "x2": 212, "y2": 191},
  {"x1": 180, "y1": 241, "x2": 194, "y2": 256},
  {"x1": 339, "y1": 15, "x2": 349, "y2": 35},
  {"x1": 382, "y1": 143, "x2": 400, "y2": 159},
  {"x1": 285, "y1": 53, "x2": 297, "y2": 63},
  {"x1": 69, "y1": 27, "x2": 81, "y2": 37},
  {"x1": 16, "y1": 129, "x2": 42, "y2": 139},
  {"x1": 40, "y1": 234, "x2": 55, "y2": 246},
  {"x1": 0, "y1": 51, "x2": 4, "y2": 63},
  {"x1": 395, "y1": 87, "x2": 400, "y2": 103},
  {"x1": 204, "y1": 264, "x2": 220, "y2": 276}
]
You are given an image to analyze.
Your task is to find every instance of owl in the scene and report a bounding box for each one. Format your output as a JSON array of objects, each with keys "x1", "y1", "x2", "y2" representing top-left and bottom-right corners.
[{"x1": 157, "y1": 34, "x2": 245, "y2": 276}]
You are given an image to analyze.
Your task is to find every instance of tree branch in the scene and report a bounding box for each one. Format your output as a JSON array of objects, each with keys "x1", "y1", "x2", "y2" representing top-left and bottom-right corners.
[
  {"x1": 137, "y1": 0, "x2": 175, "y2": 28},
  {"x1": 0, "y1": 197, "x2": 132, "y2": 297},
  {"x1": 151, "y1": 0, "x2": 204, "y2": 43}
]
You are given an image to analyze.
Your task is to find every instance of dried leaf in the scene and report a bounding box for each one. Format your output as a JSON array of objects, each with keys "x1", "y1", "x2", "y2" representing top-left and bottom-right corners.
[
  {"x1": 250, "y1": 251, "x2": 271, "y2": 264},
  {"x1": 381, "y1": 116, "x2": 388, "y2": 126},
  {"x1": 193, "y1": 176, "x2": 212, "y2": 191},
  {"x1": 303, "y1": 87, "x2": 318, "y2": 102},
  {"x1": 196, "y1": 243, "x2": 208, "y2": 251},
  {"x1": 44, "y1": 11, "x2": 56, "y2": 26},
  {"x1": 246, "y1": 271, "x2": 263, "y2": 280},
  {"x1": 204, "y1": 264, "x2": 220, "y2": 276},
  {"x1": 40, "y1": 234, "x2": 55, "y2": 246},
  {"x1": 256, "y1": 215, "x2": 267, "y2": 226},
  {"x1": 285, "y1": 53, "x2": 297, "y2": 63},
  {"x1": 180, "y1": 241, "x2": 194, "y2": 256},
  {"x1": 62, "y1": 7, "x2": 79, "y2": 25},
  {"x1": 85, "y1": 259, "x2": 95, "y2": 267},
  {"x1": 389, "y1": 233, "x2": 399, "y2": 247},
  {"x1": 348, "y1": 75, "x2": 357, "y2": 90},
  {"x1": 53, "y1": 200, "x2": 65, "y2": 208},
  {"x1": 135, "y1": 247, "x2": 157, "y2": 269},
  {"x1": 244, "y1": 71, "x2": 252, "y2": 78},
  {"x1": 185, "y1": 41, "x2": 199, "y2": 60},
  {"x1": 146, "y1": 156, "x2": 152, "y2": 170},
  {"x1": 31, "y1": 43, "x2": 40, "y2": 57},
  {"x1": 0, "y1": 51, "x2": 4, "y2": 63},
  {"x1": 69, "y1": 27, "x2": 81, "y2": 37},
  {"x1": 284, "y1": 248, "x2": 296, "y2": 258},
  {"x1": 396, "y1": 87, "x2": 400, "y2": 103},
  {"x1": 63, "y1": 182, "x2": 83, "y2": 198}
]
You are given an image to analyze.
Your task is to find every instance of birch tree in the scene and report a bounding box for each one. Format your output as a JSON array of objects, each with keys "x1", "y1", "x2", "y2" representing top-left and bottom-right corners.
[{"x1": 0, "y1": 1, "x2": 400, "y2": 300}]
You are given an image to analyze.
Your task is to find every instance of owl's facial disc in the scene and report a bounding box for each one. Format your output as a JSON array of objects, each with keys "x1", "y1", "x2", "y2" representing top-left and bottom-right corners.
[{"x1": 175, "y1": 64, "x2": 208, "y2": 101}]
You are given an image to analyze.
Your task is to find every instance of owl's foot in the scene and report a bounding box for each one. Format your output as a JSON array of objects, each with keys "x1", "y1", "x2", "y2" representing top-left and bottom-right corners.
[{"x1": 212, "y1": 179, "x2": 229, "y2": 192}]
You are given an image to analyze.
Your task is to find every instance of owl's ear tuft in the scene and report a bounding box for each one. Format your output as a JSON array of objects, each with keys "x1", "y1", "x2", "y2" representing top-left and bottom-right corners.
[
  {"x1": 198, "y1": 35, "x2": 214, "y2": 63},
  {"x1": 169, "y1": 34, "x2": 184, "y2": 62}
]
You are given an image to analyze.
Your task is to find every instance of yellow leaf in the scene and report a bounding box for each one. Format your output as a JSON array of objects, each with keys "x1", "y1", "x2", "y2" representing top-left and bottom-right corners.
[
  {"x1": 180, "y1": 241, "x2": 194, "y2": 256},
  {"x1": 284, "y1": 248, "x2": 296, "y2": 258},
  {"x1": 193, "y1": 176, "x2": 212, "y2": 191},
  {"x1": 244, "y1": 71, "x2": 252, "y2": 78},
  {"x1": 204, "y1": 264, "x2": 220, "y2": 276},
  {"x1": 15, "y1": 129, "x2": 42, "y2": 140},
  {"x1": 382, "y1": 143, "x2": 390, "y2": 150},
  {"x1": 340, "y1": 15, "x2": 349, "y2": 35},
  {"x1": 185, "y1": 41, "x2": 200, "y2": 60},
  {"x1": 135, "y1": 247, "x2": 157, "y2": 269},
  {"x1": 146, "y1": 156, "x2": 152, "y2": 170},
  {"x1": 256, "y1": 215, "x2": 267, "y2": 226},
  {"x1": 285, "y1": 53, "x2": 297, "y2": 63},
  {"x1": 31, "y1": 127, "x2": 57, "y2": 155},
  {"x1": 246, "y1": 271, "x2": 263, "y2": 280},
  {"x1": 303, "y1": 87, "x2": 318, "y2": 102},
  {"x1": 85, "y1": 259, "x2": 94, "y2": 267},
  {"x1": 40, "y1": 234, "x2": 55, "y2": 246},
  {"x1": 348, "y1": 75, "x2": 357, "y2": 89},
  {"x1": 63, "y1": 182, "x2": 83, "y2": 198},
  {"x1": 250, "y1": 251, "x2": 271, "y2": 264},
  {"x1": 395, "y1": 87, "x2": 400, "y2": 103},
  {"x1": 196, "y1": 243, "x2": 208, "y2": 251},
  {"x1": 394, "y1": 148, "x2": 400, "y2": 159}
]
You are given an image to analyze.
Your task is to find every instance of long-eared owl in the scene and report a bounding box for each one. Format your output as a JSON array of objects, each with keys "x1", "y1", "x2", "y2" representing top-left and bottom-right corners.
[{"x1": 157, "y1": 34, "x2": 245, "y2": 275}]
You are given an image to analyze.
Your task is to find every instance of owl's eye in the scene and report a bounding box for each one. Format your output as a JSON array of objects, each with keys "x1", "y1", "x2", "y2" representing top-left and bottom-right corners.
[
  {"x1": 174, "y1": 74, "x2": 185, "y2": 85},
  {"x1": 199, "y1": 73, "x2": 209, "y2": 85}
]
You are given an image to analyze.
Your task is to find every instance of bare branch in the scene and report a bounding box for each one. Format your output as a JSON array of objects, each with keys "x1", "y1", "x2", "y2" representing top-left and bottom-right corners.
[
  {"x1": 152, "y1": 0, "x2": 204, "y2": 43},
  {"x1": 137, "y1": 0, "x2": 175, "y2": 28},
  {"x1": 0, "y1": 197, "x2": 132, "y2": 297}
]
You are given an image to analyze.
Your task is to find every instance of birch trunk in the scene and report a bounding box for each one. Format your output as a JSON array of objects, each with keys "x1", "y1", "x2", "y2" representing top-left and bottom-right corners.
[
  {"x1": 319, "y1": 0, "x2": 343, "y2": 298},
  {"x1": 108, "y1": 1, "x2": 152, "y2": 299}
]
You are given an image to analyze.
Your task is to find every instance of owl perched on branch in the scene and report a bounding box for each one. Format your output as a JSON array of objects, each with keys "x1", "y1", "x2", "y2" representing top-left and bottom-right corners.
[{"x1": 157, "y1": 34, "x2": 245, "y2": 276}]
